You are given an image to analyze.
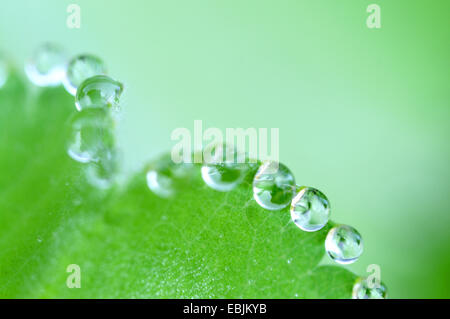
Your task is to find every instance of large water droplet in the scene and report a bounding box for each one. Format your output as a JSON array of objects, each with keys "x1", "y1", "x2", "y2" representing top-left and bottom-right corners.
[
  {"x1": 201, "y1": 144, "x2": 247, "y2": 192},
  {"x1": 290, "y1": 187, "x2": 330, "y2": 231},
  {"x1": 63, "y1": 54, "x2": 107, "y2": 96},
  {"x1": 0, "y1": 53, "x2": 9, "y2": 88},
  {"x1": 67, "y1": 109, "x2": 115, "y2": 163},
  {"x1": 85, "y1": 150, "x2": 119, "y2": 189},
  {"x1": 252, "y1": 161, "x2": 295, "y2": 210},
  {"x1": 352, "y1": 277, "x2": 388, "y2": 299},
  {"x1": 75, "y1": 75, "x2": 123, "y2": 111},
  {"x1": 25, "y1": 43, "x2": 66, "y2": 87},
  {"x1": 325, "y1": 225, "x2": 363, "y2": 264}
]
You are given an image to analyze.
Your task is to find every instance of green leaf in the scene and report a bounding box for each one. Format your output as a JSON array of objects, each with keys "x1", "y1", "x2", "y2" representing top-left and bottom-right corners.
[{"x1": 0, "y1": 74, "x2": 356, "y2": 298}]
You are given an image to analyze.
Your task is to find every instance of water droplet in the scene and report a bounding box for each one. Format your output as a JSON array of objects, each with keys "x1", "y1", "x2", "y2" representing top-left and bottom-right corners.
[
  {"x1": 201, "y1": 144, "x2": 247, "y2": 192},
  {"x1": 325, "y1": 225, "x2": 363, "y2": 264},
  {"x1": 287, "y1": 258, "x2": 292, "y2": 264},
  {"x1": 352, "y1": 277, "x2": 388, "y2": 299},
  {"x1": 67, "y1": 109, "x2": 115, "y2": 164},
  {"x1": 146, "y1": 154, "x2": 192, "y2": 198},
  {"x1": 146, "y1": 170, "x2": 174, "y2": 198},
  {"x1": 252, "y1": 161, "x2": 295, "y2": 210},
  {"x1": 37, "y1": 237, "x2": 42, "y2": 243},
  {"x1": 85, "y1": 150, "x2": 119, "y2": 189},
  {"x1": 63, "y1": 54, "x2": 107, "y2": 96},
  {"x1": 75, "y1": 75, "x2": 123, "y2": 112},
  {"x1": 290, "y1": 187, "x2": 330, "y2": 232},
  {"x1": 25, "y1": 43, "x2": 66, "y2": 87},
  {"x1": 0, "y1": 53, "x2": 9, "y2": 88}
]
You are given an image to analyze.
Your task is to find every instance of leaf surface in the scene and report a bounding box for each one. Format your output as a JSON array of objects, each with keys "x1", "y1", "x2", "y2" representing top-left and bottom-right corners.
[{"x1": 0, "y1": 75, "x2": 356, "y2": 298}]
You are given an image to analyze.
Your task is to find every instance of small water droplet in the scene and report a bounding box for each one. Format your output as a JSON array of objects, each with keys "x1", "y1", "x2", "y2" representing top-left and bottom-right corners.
[
  {"x1": 25, "y1": 43, "x2": 66, "y2": 87},
  {"x1": 352, "y1": 277, "x2": 388, "y2": 299},
  {"x1": 146, "y1": 170, "x2": 174, "y2": 198},
  {"x1": 252, "y1": 161, "x2": 295, "y2": 210},
  {"x1": 85, "y1": 150, "x2": 119, "y2": 189},
  {"x1": 146, "y1": 154, "x2": 190, "y2": 198},
  {"x1": 325, "y1": 225, "x2": 363, "y2": 264},
  {"x1": 67, "y1": 109, "x2": 115, "y2": 163},
  {"x1": 290, "y1": 187, "x2": 330, "y2": 232},
  {"x1": 75, "y1": 75, "x2": 123, "y2": 112},
  {"x1": 63, "y1": 54, "x2": 107, "y2": 96},
  {"x1": 201, "y1": 144, "x2": 247, "y2": 192},
  {"x1": 37, "y1": 237, "x2": 42, "y2": 243},
  {"x1": 287, "y1": 258, "x2": 292, "y2": 264}
]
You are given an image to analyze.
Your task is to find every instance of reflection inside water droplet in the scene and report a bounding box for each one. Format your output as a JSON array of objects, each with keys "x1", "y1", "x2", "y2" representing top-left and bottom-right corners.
[
  {"x1": 325, "y1": 225, "x2": 363, "y2": 264},
  {"x1": 290, "y1": 187, "x2": 330, "y2": 232},
  {"x1": 352, "y1": 277, "x2": 388, "y2": 299},
  {"x1": 146, "y1": 170, "x2": 174, "y2": 198},
  {"x1": 252, "y1": 161, "x2": 295, "y2": 210},
  {"x1": 67, "y1": 109, "x2": 115, "y2": 164},
  {"x1": 146, "y1": 154, "x2": 194, "y2": 198},
  {"x1": 85, "y1": 150, "x2": 119, "y2": 189},
  {"x1": 75, "y1": 75, "x2": 123, "y2": 112},
  {"x1": 63, "y1": 54, "x2": 107, "y2": 96},
  {"x1": 201, "y1": 144, "x2": 247, "y2": 192}
]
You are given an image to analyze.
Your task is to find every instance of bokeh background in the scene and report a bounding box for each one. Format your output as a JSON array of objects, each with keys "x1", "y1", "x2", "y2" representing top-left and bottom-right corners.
[{"x1": 1, "y1": 0, "x2": 449, "y2": 298}]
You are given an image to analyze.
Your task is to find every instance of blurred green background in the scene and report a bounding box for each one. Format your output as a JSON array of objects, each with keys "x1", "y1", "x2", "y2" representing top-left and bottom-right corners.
[{"x1": 0, "y1": 0, "x2": 449, "y2": 298}]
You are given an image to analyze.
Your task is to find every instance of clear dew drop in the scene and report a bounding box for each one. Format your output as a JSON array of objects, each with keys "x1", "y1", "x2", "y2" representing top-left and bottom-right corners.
[
  {"x1": 67, "y1": 109, "x2": 115, "y2": 164},
  {"x1": 146, "y1": 170, "x2": 175, "y2": 198},
  {"x1": 352, "y1": 277, "x2": 388, "y2": 299},
  {"x1": 146, "y1": 154, "x2": 193, "y2": 198},
  {"x1": 290, "y1": 186, "x2": 330, "y2": 232},
  {"x1": 75, "y1": 75, "x2": 123, "y2": 112},
  {"x1": 25, "y1": 43, "x2": 66, "y2": 87},
  {"x1": 201, "y1": 144, "x2": 247, "y2": 192},
  {"x1": 252, "y1": 161, "x2": 295, "y2": 210},
  {"x1": 325, "y1": 225, "x2": 363, "y2": 264},
  {"x1": 85, "y1": 149, "x2": 119, "y2": 189},
  {"x1": 63, "y1": 54, "x2": 107, "y2": 96}
]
